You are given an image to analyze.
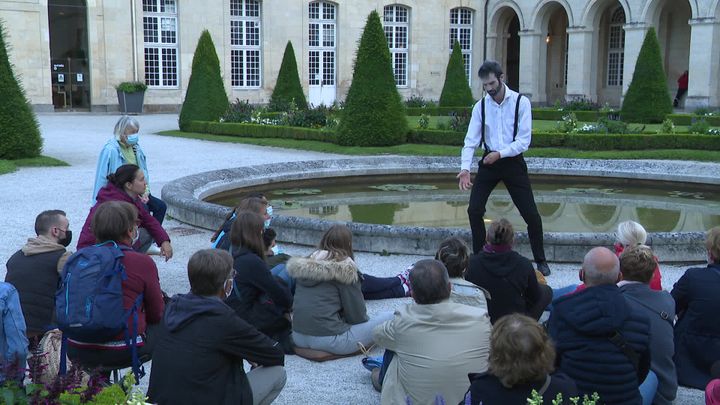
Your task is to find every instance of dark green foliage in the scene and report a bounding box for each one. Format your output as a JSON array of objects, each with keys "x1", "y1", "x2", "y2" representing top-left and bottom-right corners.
[
  {"x1": 0, "y1": 22, "x2": 42, "y2": 159},
  {"x1": 667, "y1": 114, "x2": 720, "y2": 126},
  {"x1": 269, "y1": 41, "x2": 307, "y2": 111},
  {"x1": 115, "y1": 81, "x2": 147, "y2": 93},
  {"x1": 337, "y1": 11, "x2": 407, "y2": 146},
  {"x1": 222, "y1": 99, "x2": 256, "y2": 122},
  {"x1": 185, "y1": 121, "x2": 337, "y2": 143},
  {"x1": 439, "y1": 42, "x2": 473, "y2": 107},
  {"x1": 179, "y1": 30, "x2": 228, "y2": 131},
  {"x1": 621, "y1": 28, "x2": 673, "y2": 123},
  {"x1": 406, "y1": 106, "x2": 472, "y2": 116}
]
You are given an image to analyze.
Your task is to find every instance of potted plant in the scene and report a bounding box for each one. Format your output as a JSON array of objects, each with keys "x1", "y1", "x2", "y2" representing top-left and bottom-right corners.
[{"x1": 116, "y1": 81, "x2": 148, "y2": 114}]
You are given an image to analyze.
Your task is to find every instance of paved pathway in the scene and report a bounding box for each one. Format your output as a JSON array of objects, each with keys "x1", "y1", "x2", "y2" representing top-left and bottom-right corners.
[{"x1": 0, "y1": 114, "x2": 704, "y2": 404}]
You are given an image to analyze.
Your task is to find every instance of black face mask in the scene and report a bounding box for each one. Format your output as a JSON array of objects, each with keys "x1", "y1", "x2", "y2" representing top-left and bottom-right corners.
[{"x1": 58, "y1": 230, "x2": 72, "y2": 247}]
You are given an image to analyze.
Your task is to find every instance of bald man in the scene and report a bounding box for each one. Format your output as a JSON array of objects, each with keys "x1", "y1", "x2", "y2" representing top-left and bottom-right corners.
[{"x1": 548, "y1": 247, "x2": 652, "y2": 405}]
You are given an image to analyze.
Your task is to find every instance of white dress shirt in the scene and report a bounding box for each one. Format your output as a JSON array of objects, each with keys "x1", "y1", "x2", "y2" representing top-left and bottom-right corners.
[{"x1": 460, "y1": 85, "x2": 532, "y2": 172}]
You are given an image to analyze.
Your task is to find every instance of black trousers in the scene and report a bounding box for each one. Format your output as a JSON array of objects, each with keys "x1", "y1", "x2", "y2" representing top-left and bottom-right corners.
[{"x1": 467, "y1": 154, "x2": 546, "y2": 263}]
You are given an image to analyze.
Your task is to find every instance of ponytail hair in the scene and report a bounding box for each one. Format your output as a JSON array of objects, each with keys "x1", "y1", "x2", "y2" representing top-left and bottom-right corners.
[{"x1": 107, "y1": 164, "x2": 141, "y2": 188}]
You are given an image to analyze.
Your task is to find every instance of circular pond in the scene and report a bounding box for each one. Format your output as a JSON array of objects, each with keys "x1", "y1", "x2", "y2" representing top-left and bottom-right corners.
[
  {"x1": 162, "y1": 156, "x2": 720, "y2": 261},
  {"x1": 207, "y1": 174, "x2": 720, "y2": 234}
]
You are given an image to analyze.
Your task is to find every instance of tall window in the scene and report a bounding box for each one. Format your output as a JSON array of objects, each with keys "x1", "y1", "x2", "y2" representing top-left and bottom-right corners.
[
  {"x1": 230, "y1": 0, "x2": 261, "y2": 88},
  {"x1": 607, "y1": 7, "x2": 625, "y2": 86},
  {"x1": 308, "y1": 2, "x2": 336, "y2": 87},
  {"x1": 143, "y1": 0, "x2": 178, "y2": 87},
  {"x1": 383, "y1": 5, "x2": 409, "y2": 87},
  {"x1": 449, "y1": 7, "x2": 473, "y2": 84}
]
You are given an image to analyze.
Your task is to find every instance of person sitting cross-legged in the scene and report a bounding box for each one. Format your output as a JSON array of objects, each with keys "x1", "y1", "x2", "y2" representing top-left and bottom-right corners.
[
  {"x1": 148, "y1": 249, "x2": 286, "y2": 405},
  {"x1": 619, "y1": 245, "x2": 677, "y2": 404},
  {"x1": 372, "y1": 259, "x2": 492, "y2": 405},
  {"x1": 464, "y1": 313, "x2": 578, "y2": 405},
  {"x1": 549, "y1": 247, "x2": 651, "y2": 405}
]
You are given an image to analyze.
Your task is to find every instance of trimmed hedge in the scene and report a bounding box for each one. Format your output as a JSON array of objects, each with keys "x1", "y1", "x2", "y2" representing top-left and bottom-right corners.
[
  {"x1": 667, "y1": 114, "x2": 720, "y2": 126},
  {"x1": 532, "y1": 109, "x2": 609, "y2": 122},
  {"x1": 189, "y1": 121, "x2": 720, "y2": 151},
  {"x1": 186, "y1": 121, "x2": 337, "y2": 142},
  {"x1": 439, "y1": 41, "x2": 474, "y2": 107},
  {"x1": 406, "y1": 106, "x2": 473, "y2": 116},
  {"x1": 621, "y1": 28, "x2": 673, "y2": 123},
  {"x1": 179, "y1": 30, "x2": 228, "y2": 131},
  {"x1": 269, "y1": 41, "x2": 307, "y2": 111},
  {"x1": 337, "y1": 11, "x2": 407, "y2": 146}
]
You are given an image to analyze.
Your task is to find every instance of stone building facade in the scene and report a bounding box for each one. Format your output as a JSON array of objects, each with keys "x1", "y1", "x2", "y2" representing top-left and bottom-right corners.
[{"x1": 2, "y1": 0, "x2": 718, "y2": 112}]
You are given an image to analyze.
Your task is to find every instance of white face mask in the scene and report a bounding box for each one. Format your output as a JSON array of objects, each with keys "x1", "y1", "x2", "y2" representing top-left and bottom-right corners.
[
  {"x1": 271, "y1": 245, "x2": 281, "y2": 255},
  {"x1": 266, "y1": 205, "x2": 273, "y2": 217}
]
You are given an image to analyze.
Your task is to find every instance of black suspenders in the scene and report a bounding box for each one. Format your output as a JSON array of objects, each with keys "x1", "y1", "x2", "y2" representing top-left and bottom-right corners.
[{"x1": 480, "y1": 94, "x2": 523, "y2": 154}]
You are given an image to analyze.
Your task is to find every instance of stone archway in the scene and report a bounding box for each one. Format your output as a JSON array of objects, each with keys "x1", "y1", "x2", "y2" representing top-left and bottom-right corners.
[
  {"x1": 643, "y1": 0, "x2": 692, "y2": 107},
  {"x1": 541, "y1": 4, "x2": 570, "y2": 105},
  {"x1": 490, "y1": 6, "x2": 522, "y2": 91}
]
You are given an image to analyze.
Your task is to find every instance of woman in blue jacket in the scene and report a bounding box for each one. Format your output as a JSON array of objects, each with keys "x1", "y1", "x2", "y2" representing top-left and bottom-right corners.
[{"x1": 92, "y1": 116, "x2": 166, "y2": 225}]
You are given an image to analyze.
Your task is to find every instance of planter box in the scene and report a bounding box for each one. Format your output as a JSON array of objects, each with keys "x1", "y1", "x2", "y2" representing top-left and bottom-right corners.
[{"x1": 117, "y1": 90, "x2": 145, "y2": 114}]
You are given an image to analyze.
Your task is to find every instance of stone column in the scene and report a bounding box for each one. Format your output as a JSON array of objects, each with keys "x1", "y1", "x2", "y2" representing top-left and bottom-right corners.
[
  {"x1": 518, "y1": 30, "x2": 542, "y2": 104},
  {"x1": 686, "y1": 18, "x2": 720, "y2": 109},
  {"x1": 621, "y1": 23, "x2": 648, "y2": 100},
  {"x1": 565, "y1": 27, "x2": 595, "y2": 102}
]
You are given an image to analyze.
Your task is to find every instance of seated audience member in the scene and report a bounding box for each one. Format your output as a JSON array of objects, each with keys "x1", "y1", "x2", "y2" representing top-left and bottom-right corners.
[
  {"x1": 5, "y1": 210, "x2": 72, "y2": 341},
  {"x1": 549, "y1": 247, "x2": 651, "y2": 405},
  {"x1": 264, "y1": 228, "x2": 290, "y2": 269},
  {"x1": 619, "y1": 245, "x2": 677, "y2": 404},
  {"x1": 434, "y1": 237, "x2": 489, "y2": 309},
  {"x1": 147, "y1": 249, "x2": 286, "y2": 405},
  {"x1": 706, "y1": 361, "x2": 720, "y2": 405},
  {"x1": 464, "y1": 218, "x2": 552, "y2": 323},
  {"x1": 672, "y1": 226, "x2": 720, "y2": 389},
  {"x1": 78, "y1": 164, "x2": 173, "y2": 260},
  {"x1": 567, "y1": 220, "x2": 663, "y2": 296},
  {"x1": 225, "y1": 211, "x2": 294, "y2": 352},
  {"x1": 287, "y1": 225, "x2": 393, "y2": 355},
  {"x1": 0, "y1": 282, "x2": 29, "y2": 384},
  {"x1": 66, "y1": 201, "x2": 165, "y2": 371},
  {"x1": 211, "y1": 194, "x2": 270, "y2": 251},
  {"x1": 371, "y1": 259, "x2": 491, "y2": 405},
  {"x1": 465, "y1": 313, "x2": 578, "y2": 405}
]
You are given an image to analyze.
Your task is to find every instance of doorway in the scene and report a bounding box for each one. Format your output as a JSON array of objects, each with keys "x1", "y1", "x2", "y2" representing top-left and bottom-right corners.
[{"x1": 48, "y1": 0, "x2": 90, "y2": 110}]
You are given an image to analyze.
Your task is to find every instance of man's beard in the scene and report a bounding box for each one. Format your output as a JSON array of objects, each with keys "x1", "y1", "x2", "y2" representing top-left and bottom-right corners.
[{"x1": 487, "y1": 87, "x2": 498, "y2": 96}]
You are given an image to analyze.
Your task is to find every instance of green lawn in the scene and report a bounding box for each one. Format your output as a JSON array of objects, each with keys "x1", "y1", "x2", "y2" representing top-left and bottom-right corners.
[
  {"x1": 0, "y1": 155, "x2": 69, "y2": 175},
  {"x1": 158, "y1": 130, "x2": 720, "y2": 162}
]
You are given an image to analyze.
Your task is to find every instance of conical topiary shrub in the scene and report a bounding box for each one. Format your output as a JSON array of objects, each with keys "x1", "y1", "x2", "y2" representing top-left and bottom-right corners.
[
  {"x1": 179, "y1": 30, "x2": 228, "y2": 131},
  {"x1": 439, "y1": 41, "x2": 474, "y2": 107},
  {"x1": 621, "y1": 27, "x2": 672, "y2": 123},
  {"x1": 0, "y1": 22, "x2": 42, "y2": 159},
  {"x1": 269, "y1": 41, "x2": 307, "y2": 111},
  {"x1": 337, "y1": 10, "x2": 407, "y2": 147}
]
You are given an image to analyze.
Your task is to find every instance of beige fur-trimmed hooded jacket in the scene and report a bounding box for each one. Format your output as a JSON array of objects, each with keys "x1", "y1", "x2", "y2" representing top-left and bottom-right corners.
[{"x1": 286, "y1": 250, "x2": 369, "y2": 336}]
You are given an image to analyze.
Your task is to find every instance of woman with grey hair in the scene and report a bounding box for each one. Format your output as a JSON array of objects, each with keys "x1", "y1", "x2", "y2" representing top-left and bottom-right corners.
[{"x1": 92, "y1": 115, "x2": 167, "y2": 229}]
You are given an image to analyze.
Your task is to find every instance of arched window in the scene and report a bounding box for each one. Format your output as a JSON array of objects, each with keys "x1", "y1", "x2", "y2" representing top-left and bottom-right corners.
[
  {"x1": 383, "y1": 5, "x2": 410, "y2": 87},
  {"x1": 143, "y1": 0, "x2": 179, "y2": 87},
  {"x1": 449, "y1": 7, "x2": 473, "y2": 83},
  {"x1": 230, "y1": 0, "x2": 261, "y2": 88},
  {"x1": 607, "y1": 6, "x2": 625, "y2": 86}
]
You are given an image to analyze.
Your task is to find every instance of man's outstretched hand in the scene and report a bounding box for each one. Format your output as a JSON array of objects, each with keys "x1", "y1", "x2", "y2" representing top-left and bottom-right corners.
[{"x1": 457, "y1": 170, "x2": 473, "y2": 191}]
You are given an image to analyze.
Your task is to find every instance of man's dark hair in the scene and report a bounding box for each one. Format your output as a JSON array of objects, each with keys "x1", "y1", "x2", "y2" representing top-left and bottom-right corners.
[
  {"x1": 35, "y1": 210, "x2": 66, "y2": 236},
  {"x1": 188, "y1": 249, "x2": 233, "y2": 296},
  {"x1": 478, "y1": 60, "x2": 504, "y2": 79},
  {"x1": 409, "y1": 259, "x2": 451, "y2": 305}
]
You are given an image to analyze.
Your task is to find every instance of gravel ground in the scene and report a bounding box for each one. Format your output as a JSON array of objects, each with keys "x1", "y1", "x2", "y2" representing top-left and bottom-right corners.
[{"x1": 0, "y1": 113, "x2": 705, "y2": 404}]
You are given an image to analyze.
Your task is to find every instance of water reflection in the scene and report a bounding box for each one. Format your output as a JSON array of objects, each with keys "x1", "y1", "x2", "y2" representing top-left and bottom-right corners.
[{"x1": 207, "y1": 176, "x2": 720, "y2": 233}]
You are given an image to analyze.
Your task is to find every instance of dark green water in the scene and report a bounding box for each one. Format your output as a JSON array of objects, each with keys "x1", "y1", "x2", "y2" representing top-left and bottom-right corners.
[{"x1": 207, "y1": 174, "x2": 720, "y2": 232}]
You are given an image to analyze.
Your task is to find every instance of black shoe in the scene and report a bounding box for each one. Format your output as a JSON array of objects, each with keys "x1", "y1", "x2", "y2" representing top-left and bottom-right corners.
[
  {"x1": 276, "y1": 331, "x2": 296, "y2": 355},
  {"x1": 537, "y1": 262, "x2": 551, "y2": 276}
]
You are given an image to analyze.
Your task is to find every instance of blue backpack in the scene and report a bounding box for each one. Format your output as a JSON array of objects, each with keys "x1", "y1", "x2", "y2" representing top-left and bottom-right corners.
[{"x1": 55, "y1": 242, "x2": 145, "y2": 380}]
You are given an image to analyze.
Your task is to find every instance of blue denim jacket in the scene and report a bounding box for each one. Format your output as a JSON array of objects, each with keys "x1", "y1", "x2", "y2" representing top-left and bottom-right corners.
[{"x1": 0, "y1": 282, "x2": 28, "y2": 382}]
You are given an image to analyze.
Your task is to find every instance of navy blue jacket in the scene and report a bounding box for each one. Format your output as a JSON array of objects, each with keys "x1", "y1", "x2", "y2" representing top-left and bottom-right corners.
[
  {"x1": 549, "y1": 284, "x2": 651, "y2": 405},
  {"x1": 671, "y1": 263, "x2": 720, "y2": 389}
]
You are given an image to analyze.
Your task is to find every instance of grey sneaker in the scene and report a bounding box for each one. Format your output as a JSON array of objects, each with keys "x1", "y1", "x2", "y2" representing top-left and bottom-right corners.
[{"x1": 537, "y1": 262, "x2": 551, "y2": 276}]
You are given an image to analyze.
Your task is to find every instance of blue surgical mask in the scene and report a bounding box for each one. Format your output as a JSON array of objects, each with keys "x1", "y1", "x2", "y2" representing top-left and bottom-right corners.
[
  {"x1": 271, "y1": 245, "x2": 281, "y2": 255},
  {"x1": 266, "y1": 205, "x2": 274, "y2": 217},
  {"x1": 126, "y1": 134, "x2": 139, "y2": 145},
  {"x1": 264, "y1": 219, "x2": 271, "y2": 229}
]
